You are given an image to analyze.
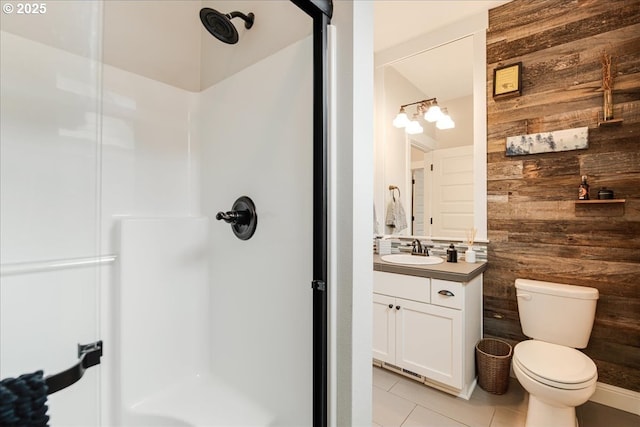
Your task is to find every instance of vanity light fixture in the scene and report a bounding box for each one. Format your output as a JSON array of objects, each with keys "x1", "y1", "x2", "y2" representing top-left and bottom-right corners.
[
  {"x1": 436, "y1": 108, "x2": 455, "y2": 130},
  {"x1": 392, "y1": 98, "x2": 455, "y2": 134}
]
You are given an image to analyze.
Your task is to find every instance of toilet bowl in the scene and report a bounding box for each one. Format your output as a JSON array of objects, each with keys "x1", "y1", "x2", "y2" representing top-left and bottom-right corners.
[
  {"x1": 513, "y1": 340, "x2": 597, "y2": 427},
  {"x1": 514, "y1": 279, "x2": 599, "y2": 427}
]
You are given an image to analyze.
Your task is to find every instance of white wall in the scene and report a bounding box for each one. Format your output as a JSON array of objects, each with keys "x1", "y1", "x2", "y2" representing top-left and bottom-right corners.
[
  {"x1": 0, "y1": 1, "x2": 102, "y2": 61},
  {"x1": 435, "y1": 95, "x2": 473, "y2": 149},
  {"x1": 0, "y1": 1, "x2": 203, "y2": 92},
  {"x1": 102, "y1": 0, "x2": 202, "y2": 92},
  {"x1": 332, "y1": 2, "x2": 374, "y2": 426},
  {"x1": 198, "y1": 36, "x2": 314, "y2": 425}
]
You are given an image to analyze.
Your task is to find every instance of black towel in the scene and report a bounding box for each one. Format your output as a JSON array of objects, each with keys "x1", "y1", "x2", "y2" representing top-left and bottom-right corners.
[{"x1": 0, "y1": 370, "x2": 49, "y2": 427}]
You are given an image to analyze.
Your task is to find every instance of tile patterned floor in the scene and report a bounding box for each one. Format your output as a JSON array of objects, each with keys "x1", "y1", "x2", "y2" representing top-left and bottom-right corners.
[{"x1": 373, "y1": 366, "x2": 639, "y2": 427}]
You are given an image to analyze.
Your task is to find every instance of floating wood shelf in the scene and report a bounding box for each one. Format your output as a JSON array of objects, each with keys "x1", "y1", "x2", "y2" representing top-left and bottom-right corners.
[
  {"x1": 598, "y1": 118, "x2": 623, "y2": 127},
  {"x1": 575, "y1": 199, "x2": 626, "y2": 217},
  {"x1": 575, "y1": 199, "x2": 626, "y2": 204}
]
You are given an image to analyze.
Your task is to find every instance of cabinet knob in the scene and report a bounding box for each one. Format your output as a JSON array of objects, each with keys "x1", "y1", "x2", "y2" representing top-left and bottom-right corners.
[
  {"x1": 388, "y1": 304, "x2": 393, "y2": 309},
  {"x1": 395, "y1": 305, "x2": 401, "y2": 310},
  {"x1": 438, "y1": 290, "x2": 455, "y2": 297}
]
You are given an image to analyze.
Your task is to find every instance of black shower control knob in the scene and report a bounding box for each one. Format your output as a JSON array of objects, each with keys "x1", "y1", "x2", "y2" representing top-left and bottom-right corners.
[{"x1": 216, "y1": 196, "x2": 257, "y2": 240}]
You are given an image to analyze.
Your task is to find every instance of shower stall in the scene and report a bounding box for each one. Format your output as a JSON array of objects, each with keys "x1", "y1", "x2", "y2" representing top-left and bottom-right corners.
[{"x1": 1, "y1": 1, "x2": 373, "y2": 425}]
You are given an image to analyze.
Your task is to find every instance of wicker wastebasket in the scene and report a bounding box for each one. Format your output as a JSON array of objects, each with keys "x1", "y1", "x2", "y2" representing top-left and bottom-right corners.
[{"x1": 475, "y1": 338, "x2": 513, "y2": 394}]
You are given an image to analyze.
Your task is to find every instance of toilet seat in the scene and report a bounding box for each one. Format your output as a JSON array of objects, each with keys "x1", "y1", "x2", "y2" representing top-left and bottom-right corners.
[{"x1": 514, "y1": 340, "x2": 597, "y2": 390}]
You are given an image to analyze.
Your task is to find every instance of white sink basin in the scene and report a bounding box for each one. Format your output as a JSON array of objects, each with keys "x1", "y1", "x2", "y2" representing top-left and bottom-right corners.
[{"x1": 380, "y1": 254, "x2": 444, "y2": 265}]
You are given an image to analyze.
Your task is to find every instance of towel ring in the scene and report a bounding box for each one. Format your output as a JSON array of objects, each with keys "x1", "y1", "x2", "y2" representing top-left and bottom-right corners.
[{"x1": 388, "y1": 185, "x2": 400, "y2": 201}]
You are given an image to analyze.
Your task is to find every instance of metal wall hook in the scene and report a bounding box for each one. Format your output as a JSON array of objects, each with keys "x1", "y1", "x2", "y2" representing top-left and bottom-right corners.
[
  {"x1": 45, "y1": 340, "x2": 103, "y2": 395},
  {"x1": 216, "y1": 196, "x2": 257, "y2": 240}
]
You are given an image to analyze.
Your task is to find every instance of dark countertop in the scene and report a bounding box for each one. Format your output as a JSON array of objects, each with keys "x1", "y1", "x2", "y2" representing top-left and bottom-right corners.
[{"x1": 373, "y1": 254, "x2": 487, "y2": 282}]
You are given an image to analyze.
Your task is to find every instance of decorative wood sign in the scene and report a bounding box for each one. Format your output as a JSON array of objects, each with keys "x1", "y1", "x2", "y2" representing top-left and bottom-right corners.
[
  {"x1": 493, "y1": 62, "x2": 522, "y2": 98},
  {"x1": 506, "y1": 126, "x2": 588, "y2": 156}
]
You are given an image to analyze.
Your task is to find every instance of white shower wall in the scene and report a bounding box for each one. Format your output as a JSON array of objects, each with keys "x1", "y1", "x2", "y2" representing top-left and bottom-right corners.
[
  {"x1": 0, "y1": 27, "x2": 103, "y2": 426},
  {"x1": 0, "y1": 29, "x2": 198, "y2": 427},
  {"x1": 99, "y1": 60, "x2": 200, "y2": 426},
  {"x1": 3, "y1": 12, "x2": 316, "y2": 427},
  {"x1": 197, "y1": 36, "x2": 314, "y2": 424}
]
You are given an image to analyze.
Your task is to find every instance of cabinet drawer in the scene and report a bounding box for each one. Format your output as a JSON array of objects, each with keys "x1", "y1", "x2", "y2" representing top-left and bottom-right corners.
[
  {"x1": 374, "y1": 271, "x2": 430, "y2": 304},
  {"x1": 431, "y1": 279, "x2": 463, "y2": 310}
]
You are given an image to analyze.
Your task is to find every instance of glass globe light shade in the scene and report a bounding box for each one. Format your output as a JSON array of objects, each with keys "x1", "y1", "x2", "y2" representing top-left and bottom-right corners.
[
  {"x1": 405, "y1": 120, "x2": 423, "y2": 135},
  {"x1": 393, "y1": 109, "x2": 410, "y2": 128},
  {"x1": 424, "y1": 104, "x2": 444, "y2": 122}
]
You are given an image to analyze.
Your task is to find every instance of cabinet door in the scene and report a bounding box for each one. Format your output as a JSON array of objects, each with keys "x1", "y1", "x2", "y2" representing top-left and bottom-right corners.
[
  {"x1": 373, "y1": 293, "x2": 396, "y2": 363},
  {"x1": 395, "y1": 298, "x2": 462, "y2": 388}
]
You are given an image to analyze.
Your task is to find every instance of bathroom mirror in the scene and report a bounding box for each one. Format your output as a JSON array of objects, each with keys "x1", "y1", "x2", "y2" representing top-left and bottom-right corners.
[{"x1": 374, "y1": 15, "x2": 488, "y2": 241}]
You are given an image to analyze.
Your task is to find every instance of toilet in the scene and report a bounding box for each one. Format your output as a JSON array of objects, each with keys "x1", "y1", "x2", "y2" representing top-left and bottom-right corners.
[{"x1": 513, "y1": 278, "x2": 599, "y2": 427}]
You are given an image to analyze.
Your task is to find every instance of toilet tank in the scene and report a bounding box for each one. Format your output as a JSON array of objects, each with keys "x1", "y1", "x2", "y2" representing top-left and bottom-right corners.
[{"x1": 515, "y1": 279, "x2": 599, "y2": 348}]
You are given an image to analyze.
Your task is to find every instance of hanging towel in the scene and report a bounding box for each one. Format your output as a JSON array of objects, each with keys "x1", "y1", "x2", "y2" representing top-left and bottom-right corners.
[
  {"x1": 385, "y1": 200, "x2": 395, "y2": 228},
  {"x1": 393, "y1": 198, "x2": 408, "y2": 232},
  {"x1": 0, "y1": 370, "x2": 50, "y2": 427},
  {"x1": 385, "y1": 199, "x2": 408, "y2": 233},
  {"x1": 373, "y1": 203, "x2": 380, "y2": 234}
]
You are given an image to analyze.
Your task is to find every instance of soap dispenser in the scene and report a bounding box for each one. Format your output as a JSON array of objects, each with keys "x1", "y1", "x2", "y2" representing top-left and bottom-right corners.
[{"x1": 446, "y1": 243, "x2": 458, "y2": 263}]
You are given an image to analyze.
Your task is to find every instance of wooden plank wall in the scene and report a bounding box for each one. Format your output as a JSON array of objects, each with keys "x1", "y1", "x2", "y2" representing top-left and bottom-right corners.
[{"x1": 485, "y1": 0, "x2": 640, "y2": 392}]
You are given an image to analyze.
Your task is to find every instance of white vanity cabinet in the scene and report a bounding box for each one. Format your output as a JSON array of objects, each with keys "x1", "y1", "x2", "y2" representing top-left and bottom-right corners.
[{"x1": 373, "y1": 270, "x2": 483, "y2": 399}]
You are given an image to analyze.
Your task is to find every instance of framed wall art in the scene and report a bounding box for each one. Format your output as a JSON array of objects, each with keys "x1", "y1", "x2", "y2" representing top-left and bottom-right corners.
[
  {"x1": 506, "y1": 126, "x2": 589, "y2": 156},
  {"x1": 493, "y1": 62, "x2": 522, "y2": 99}
]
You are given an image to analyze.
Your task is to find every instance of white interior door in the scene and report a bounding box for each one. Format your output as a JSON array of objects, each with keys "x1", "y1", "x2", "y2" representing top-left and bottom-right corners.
[
  {"x1": 412, "y1": 168, "x2": 425, "y2": 235},
  {"x1": 431, "y1": 145, "x2": 474, "y2": 238}
]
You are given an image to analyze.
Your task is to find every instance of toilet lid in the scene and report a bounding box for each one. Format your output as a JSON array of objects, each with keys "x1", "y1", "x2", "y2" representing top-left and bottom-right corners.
[{"x1": 514, "y1": 340, "x2": 597, "y2": 389}]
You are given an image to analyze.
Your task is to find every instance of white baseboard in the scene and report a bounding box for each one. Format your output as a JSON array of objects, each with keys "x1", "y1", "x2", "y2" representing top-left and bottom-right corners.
[{"x1": 590, "y1": 382, "x2": 640, "y2": 416}]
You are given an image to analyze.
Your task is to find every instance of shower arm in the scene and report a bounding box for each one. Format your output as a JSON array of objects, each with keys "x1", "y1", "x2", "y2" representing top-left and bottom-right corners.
[{"x1": 227, "y1": 11, "x2": 254, "y2": 29}]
